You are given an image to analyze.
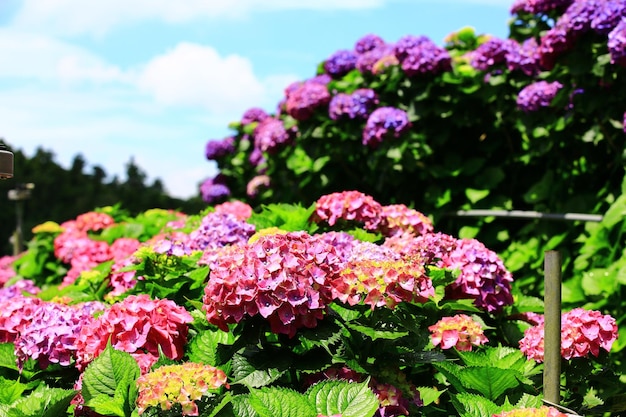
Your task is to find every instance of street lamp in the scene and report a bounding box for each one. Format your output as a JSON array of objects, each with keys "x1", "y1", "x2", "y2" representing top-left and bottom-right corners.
[
  {"x1": 8, "y1": 183, "x2": 34, "y2": 255},
  {"x1": 0, "y1": 143, "x2": 13, "y2": 179}
]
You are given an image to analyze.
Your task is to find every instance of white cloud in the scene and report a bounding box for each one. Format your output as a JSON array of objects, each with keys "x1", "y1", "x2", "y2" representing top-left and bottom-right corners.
[{"x1": 11, "y1": 0, "x2": 387, "y2": 36}]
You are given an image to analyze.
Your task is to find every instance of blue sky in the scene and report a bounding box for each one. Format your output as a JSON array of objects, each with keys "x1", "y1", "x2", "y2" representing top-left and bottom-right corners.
[{"x1": 0, "y1": 0, "x2": 512, "y2": 199}]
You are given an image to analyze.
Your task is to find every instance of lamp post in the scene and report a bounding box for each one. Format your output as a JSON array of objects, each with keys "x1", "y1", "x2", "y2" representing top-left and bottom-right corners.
[
  {"x1": 8, "y1": 183, "x2": 34, "y2": 256},
  {"x1": 0, "y1": 143, "x2": 13, "y2": 179}
]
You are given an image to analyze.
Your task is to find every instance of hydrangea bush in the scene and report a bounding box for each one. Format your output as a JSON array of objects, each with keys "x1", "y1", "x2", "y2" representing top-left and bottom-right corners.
[{"x1": 0, "y1": 190, "x2": 622, "y2": 416}]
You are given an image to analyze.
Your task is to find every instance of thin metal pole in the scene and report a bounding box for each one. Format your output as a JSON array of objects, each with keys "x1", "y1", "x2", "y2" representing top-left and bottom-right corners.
[
  {"x1": 543, "y1": 250, "x2": 562, "y2": 405},
  {"x1": 451, "y1": 209, "x2": 602, "y2": 222}
]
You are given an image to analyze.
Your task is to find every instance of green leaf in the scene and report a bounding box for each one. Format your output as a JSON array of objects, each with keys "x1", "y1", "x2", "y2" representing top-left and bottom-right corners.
[
  {"x1": 81, "y1": 343, "x2": 140, "y2": 417},
  {"x1": 465, "y1": 188, "x2": 490, "y2": 204},
  {"x1": 9, "y1": 385, "x2": 76, "y2": 417},
  {"x1": 601, "y1": 194, "x2": 626, "y2": 229},
  {"x1": 248, "y1": 386, "x2": 316, "y2": 417},
  {"x1": 0, "y1": 376, "x2": 29, "y2": 404},
  {"x1": 0, "y1": 343, "x2": 18, "y2": 371},
  {"x1": 581, "y1": 268, "x2": 617, "y2": 296},
  {"x1": 452, "y1": 392, "x2": 500, "y2": 417},
  {"x1": 231, "y1": 353, "x2": 286, "y2": 388},
  {"x1": 345, "y1": 322, "x2": 408, "y2": 341},
  {"x1": 188, "y1": 328, "x2": 235, "y2": 366},
  {"x1": 416, "y1": 386, "x2": 445, "y2": 406},
  {"x1": 458, "y1": 366, "x2": 520, "y2": 401},
  {"x1": 231, "y1": 394, "x2": 260, "y2": 417},
  {"x1": 306, "y1": 379, "x2": 379, "y2": 417}
]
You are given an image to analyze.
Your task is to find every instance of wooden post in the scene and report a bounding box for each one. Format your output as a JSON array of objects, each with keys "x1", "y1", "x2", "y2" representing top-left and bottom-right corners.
[{"x1": 543, "y1": 250, "x2": 562, "y2": 405}]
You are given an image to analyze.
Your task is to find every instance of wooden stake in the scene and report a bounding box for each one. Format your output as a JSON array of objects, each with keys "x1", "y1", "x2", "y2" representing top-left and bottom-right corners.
[{"x1": 543, "y1": 250, "x2": 562, "y2": 405}]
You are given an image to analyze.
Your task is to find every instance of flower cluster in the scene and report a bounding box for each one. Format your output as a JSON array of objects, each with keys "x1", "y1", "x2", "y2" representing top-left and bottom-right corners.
[
  {"x1": 75, "y1": 294, "x2": 193, "y2": 372},
  {"x1": 469, "y1": 37, "x2": 514, "y2": 71},
  {"x1": 429, "y1": 314, "x2": 488, "y2": 351},
  {"x1": 355, "y1": 33, "x2": 386, "y2": 54},
  {"x1": 0, "y1": 295, "x2": 44, "y2": 343},
  {"x1": 493, "y1": 406, "x2": 570, "y2": 417},
  {"x1": 14, "y1": 300, "x2": 106, "y2": 369},
  {"x1": 203, "y1": 231, "x2": 344, "y2": 337},
  {"x1": 393, "y1": 35, "x2": 451, "y2": 76},
  {"x1": 246, "y1": 174, "x2": 271, "y2": 198},
  {"x1": 608, "y1": 19, "x2": 626, "y2": 66},
  {"x1": 204, "y1": 136, "x2": 235, "y2": 161},
  {"x1": 214, "y1": 200, "x2": 253, "y2": 220},
  {"x1": 329, "y1": 88, "x2": 379, "y2": 121},
  {"x1": 505, "y1": 38, "x2": 541, "y2": 76},
  {"x1": 510, "y1": 0, "x2": 573, "y2": 15},
  {"x1": 362, "y1": 107, "x2": 411, "y2": 147},
  {"x1": 357, "y1": 46, "x2": 397, "y2": 74},
  {"x1": 516, "y1": 81, "x2": 563, "y2": 112},
  {"x1": 329, "y1": 246, "x2": 434, "y2": 309},
  {"x1": 136, "y1": 363, "x2": 229, "y2": 416},
  {"x1": 324, "y1": 49, "x2": 358, "y2": 77},
  {"x1": 383, "y1": 232, "x2": 458, "y2": 264},
  {"x1": 74, "y1": 211, "x2": 115, "y2": 232},
  {"x1": 0, "y1": 279, "x2": 40, "y2": 301},
  {"x1": 188, "y1": 212, "x2": 255, "y2": 252},
  {"x1": 285, "y1": 81, "x2": 331, "y2": 121},
  {"x1": 378, "y1": 204, "x2": 433, "y2": 238},
  {"x1": 240, "y1": 107, "x2": 269, "y2": 125},
  {"x1": 200, "y1": 175, "x2": 230, "y2": 204},
  {"x1": 592, "y1": 0, "x2": 626, "y2": 35},
  {"x1": 520, "y1": 308, "x2": 618, "y2": 362},
  {"x1": 0, "y1": 255, "x2": 17, "y2": 286},
  {"x1": 311, "y1": 190, "x2": 384, "y2": 231},
  {"x1": 253, "y1": 117, "x2": 294, "y2": 153},
  {"x1": 445, "y1": 238, "x2": 514, "y2": 312}
]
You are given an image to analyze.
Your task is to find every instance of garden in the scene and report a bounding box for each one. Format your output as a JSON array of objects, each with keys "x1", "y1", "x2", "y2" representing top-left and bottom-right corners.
[{"x1": 1, "y1": 0, "x2": 626, "y2": 415}]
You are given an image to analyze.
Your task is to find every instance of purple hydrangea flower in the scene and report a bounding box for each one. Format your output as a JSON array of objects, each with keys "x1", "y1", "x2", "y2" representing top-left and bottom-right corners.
[
  {"x1": 309, "y1": 74, "x2": 333, "y2": 85},
  {"x1": 505, "y1": 38, "x2": 541, "y2": 76},
  {"x1": 153, "y1": 239, "x2": 192, "y2": 256},
  {"x1": 623, "y1": 111, "x2": 626, "y2": 133},
  {"x1": 253, "y1": 117, "x2": 294, "y2": 153},
  {"x1": 355, "y1": 34, "x2": 386, "y2": 54},
  {"x1": 592, "y1": 0, "x2": 626, "y2": 35},
  {"x1": 328, "y1": 88, "x2": 379, "y2": 120},
  {"x1": 470, "y1": 37, "x2": 514, "y2": 71},
  {"x1": 285, "y1": 82, "x2": 331, "y2": 121},
  {"x1": 516, "y1": 80, "x2": 564, "y2": 112},
  {"x1": 362, "y1": 107, "x2": 411, "y2": 147},
  {"x1": 393, "y1": 35, "x2": 431, "y2": 61},
  {"x1": 510, "y1": 0, "x2": 573, "y2": 14},
  {"x1": 397, "y1": 38, "x2": 451, "y2": 76},
  {"x1": 324, "y1": 49, "x2": 358, "y2": 77},
  {"x1": 205, "y1": 136, "x2": 235, "y2": 160},
  {"x1": 248, "y1": 146, "x2": 266, "y2": 167},
  {"x1": 356, "y1": 45, "x2": 396, "y2": 74},
  {"x1": 188, "y1": 212, "x2": 255, "y2": 252},
  {"x1": 0, "y1": 279, "x2": 40, "y2": 302},
  {"x1": 241, "y1": 107, "x2": 269, "y2": 125},
  {"x1": 200, "y1": 175, "x2": 230, "y2": 204},
  {"x1": 608, "y1": 19, "x2": 626, "y2": 66},
  {"x1": 538, "y1": 20, "x2": 573, "y2": 69}
]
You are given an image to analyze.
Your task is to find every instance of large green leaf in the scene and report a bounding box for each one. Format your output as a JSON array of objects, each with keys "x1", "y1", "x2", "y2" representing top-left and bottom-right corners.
[
  {"x1": 7, "y1": 385, "x2": 76, "y2": 417},
  {"x1": 248, "y1": 386, "x2": 316, "y2": 417},
  {"x1": 458, "y1": 366, "x2": 520, "y2": 401},
  {"x1": 230, "y1": 353, "x2": 286, "y2": 388},
  {"x1": 452, "y1": 392, "x2": 500, "y2": 417},
  {"x1": 188, "y1": 328, "x2": 235, "y2": 366},
  {"x1": 306, "y1": 379, "x2": 379, "y2": 417}
]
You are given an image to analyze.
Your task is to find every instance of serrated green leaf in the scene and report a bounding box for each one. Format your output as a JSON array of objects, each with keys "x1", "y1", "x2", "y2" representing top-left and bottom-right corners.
[
  {"x1": 458, "y1": 366, "x2": 520, "y2": 401},
  {"x1": 306, "y1": 379, "x2": 379, "y2": 417},
  {"x1": 249, "y1": 386, "x2": 316, "y2": 417},
  {"x1": 231, "y1": 394, "x2": 260, "y2": 417},
  {"x1": 0, "y1": 343, "x2": 18, "y2": 371},
  {"x1": 10, "y1": 385, "x2": 76, "y2": 417},
  {"x1": 345, "y1": 322, "x2": 408, "y2": 341},
  {"x1": 453, "y1": 392, "x2": 500, "y2": 417},
  {"x1": 85, "y1": 395, "x2": 126, "y2": 416},
  {"x1": 81, "y1": 343, "x2": 140, "y2": 417},
  {"x1": 513, "y1": 393, "x2": 544, "y2": 409},
  {"x1": 416, "y1": 386, "x2": 445, "y2": 406},
  {"x1": 0, "y1": 376, "x2": 28, "y2": 404},
  {"x1": 188, "y1": 328, "x2": 235, "y2": 366},
  {"x1": 231, "y1": 353, "x2": 286, "y2": 388}
]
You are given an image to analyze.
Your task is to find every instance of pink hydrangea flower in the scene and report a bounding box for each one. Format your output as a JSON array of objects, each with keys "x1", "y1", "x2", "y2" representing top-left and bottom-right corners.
[
  {"x1": 0, "y1": 295, "x2": 44, "y2": 343},
  {"x1": 429, "y1": 314, "x2": 488, "y2": 351},
  {"x1": 214, "y1": 201, "x2": 253, "y2": 220},
  {"x1": 203, "y1": 231, "x2": 345, "y2": 337},
  {"x1": 14, "y1": 301, "x2": 106, "y2": 369},
  {"x1": 378, "y1": 204, "x2": 434, "y2": 237},
  {"x1": 74, "y1": 211, "x2": 115, "y2": 232},
  {"x1": 136, "y1": 362, "x2": 229, "y2": 416},
  {"x1": 0, "y1": 279, "x2": 40, "y2": 301},
  {"x1": 75, "y1": 294, "x2": 193, "y2": 372},
  {"x1": 493, "y1": 406, "x2": 570, "y2": 417},
  {"x1": 0, "y1": 255, "x2": 18, "y2": 286},
  {"x1": 311, "y1": 190, "x2": 384, "y2": 231},
  {"x1": 520, "y1": 308, "x2": 618, "y2": 362},
  {"x1": 329, "y1": 242, "x2": 434, "y2": 309}
]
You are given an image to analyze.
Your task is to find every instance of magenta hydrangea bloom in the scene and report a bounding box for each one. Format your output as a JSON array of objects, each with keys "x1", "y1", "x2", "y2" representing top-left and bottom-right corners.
[
  {"x1": 0, "y1": 255, "x2": 18, "y2": 286},
  {"x1": 356, "y1": 45, "x2": 397, "y2": 74},
  {"x1": 362, "y1": 107, "x2": 411, "y2": 147},
  {"x1": 520, "y1": 308, "x2": 618, "y2": 362},
  {"x1": 74, "y1": 211, "x2": 115, "y2": 232},
  {"x1": 383, "y1": 232, "x2": 458, "y2": 265},
  {"x1": 592, "y1": 0, "x2": 626, "y2": 35},
  {"x1": 445, "y1": 238, "x2": 514, "y2": 313},
  {"x1": 397, "y1": 38, "x2": 451, "y2": 76},
  {"x1": 355, "y1": 33, "x2": 386, "y2": 54},
  {"x1": 516, "y1": 80, "x2": 563, "y2": 112},
  {"x1": 510, "y1": 0, "x2": 573, "y2": 14},
  {"x1": 76, "y1": 294, "x2": 193, "y2": 373},
  {"x1": 505, "y1": 38, "x2": 541, "y2": 76},
  {"x1": 200, "y1": 175, "x2": 230, "y2": 204},
  {"x1": 0, "y1": 279, "x2": 40, "y2": 301},
  {"x1": 188, "y1": 212, "x2": 255, "y2": 252},
  {"x1": 205, "y1": 136, "x2": 235, "y2": 161},
  {"x1": 311, "y1": 190, "x2": 384, "y2": 231},
  {"x1": 15, "y1": 301, "x2": 106, "y2": 369},
  {"x1": 248, "y1": 145, "x2": 266, "y2": 167},
  {"x1": 608, "y1": 19, "x2": 626, "y2": 66},
  {"x1": 285, "y1": 82, "x2": 331, "y2": 121},
  {"x1": 214, "y1": 200, "x2": 253, "y2": 220},
  {"x1": 470, "y1": 37, "x2": 514, "y2": 71},
  {"x1": 253, "y1": 117, "x2": 294, "y2": 153},
  {"x1": 324, "y1": 49, "x2": 358, "y2": 77},
  {"x1": 0, "y1": 295, "x2": 44, "y2": 343},
  {"x1": 240, "y1": 107, "x2": 269, "y2": 125},
  {"x1": 203, "y1": 231, "x2": 345, "y2": 337},
  {"x1": 378, "y1": 204, "x2": 434, "y2": 238},
  {"x1": 314, "y1": 231, "x2": 359, "y2": 261}
]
